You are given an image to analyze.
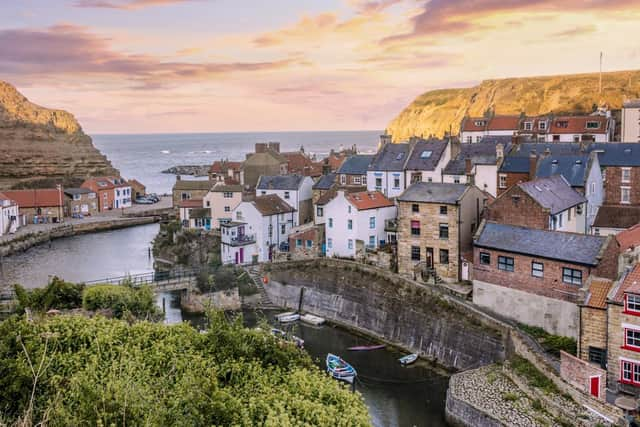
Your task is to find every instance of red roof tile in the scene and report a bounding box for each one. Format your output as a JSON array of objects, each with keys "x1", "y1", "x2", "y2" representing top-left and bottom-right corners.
[
  {"x1": 178, "y1": 199, "x2": 203, "y2": 208},
  {"x1": 613, "y1": 264, "x2": 640, "y2": 303},
  {"x1": 548, "y1": 116, "x2": 608, "y2": 134},
  {"x1": 346, "y1": 191, "x2": 394, "y2": 210},
  {"x1": 209, "y1": 161, "x2": 242, "y2": 174},
  {"x1": 2, "y1": 189, "x2": 63, "y2": 208},
  {"x1": 584, "y1": 278, "x2": 613, "y2": 309},
  {"x1": 462, "y1": 116, "x2": 520, "y2": 132},
  {"x1": 617, "y1": 223, "x2": 640, "y2": 252}
]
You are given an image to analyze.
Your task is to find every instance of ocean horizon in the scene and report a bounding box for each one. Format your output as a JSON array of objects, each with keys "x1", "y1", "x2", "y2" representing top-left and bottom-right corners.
[{"x1": 92, "y1": 130, "x2": 381, "y2": 194}]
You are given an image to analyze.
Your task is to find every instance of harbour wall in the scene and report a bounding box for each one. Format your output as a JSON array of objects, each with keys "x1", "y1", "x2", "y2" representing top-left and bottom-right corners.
[
  {"x1": 263, "y1": 259, "x2": 507, "y2": 370},
  {"x1": 0, "y1": 217, "x2": 159, "y2": 257}
]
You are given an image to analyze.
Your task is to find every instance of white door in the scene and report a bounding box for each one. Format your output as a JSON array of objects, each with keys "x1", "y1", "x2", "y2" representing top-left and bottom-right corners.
[{"x1": 462, "y1": 261, "x2": 470, "y2": 281}]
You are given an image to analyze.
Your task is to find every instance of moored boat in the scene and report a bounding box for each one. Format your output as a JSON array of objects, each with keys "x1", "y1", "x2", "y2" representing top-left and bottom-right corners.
[
  {"x1": 271, "y1": 328, "x2": 287, "y2": 338},
  {"x1": 300, "y1": 313, "x2": 325, "y2": 325},
  {"x1": 292, "y1": 335, "x2": 305, "y2": 349},
  {"x1": 326, "y1": 353, "x2": 357, "y2": 383},
  {"x1": 347, "y1": 344, "x2": 385, "y2": 351},
  {"x1": 278, "y1": 313, "x2": 300, "y2": 323},
  {"x1": 399, "y1": 353, "x2": 418, "y2": 366}
]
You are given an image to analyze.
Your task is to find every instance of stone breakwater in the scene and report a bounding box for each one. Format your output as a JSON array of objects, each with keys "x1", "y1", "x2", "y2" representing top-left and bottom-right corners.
[{"x1": 0, "y1": 217, "x2": 158, "y2": 257}]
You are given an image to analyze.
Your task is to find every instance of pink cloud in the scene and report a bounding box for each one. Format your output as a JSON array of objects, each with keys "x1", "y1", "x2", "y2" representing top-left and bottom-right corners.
[{"x1": 73, "y1": 0, "x2": 199, "y2": 10}]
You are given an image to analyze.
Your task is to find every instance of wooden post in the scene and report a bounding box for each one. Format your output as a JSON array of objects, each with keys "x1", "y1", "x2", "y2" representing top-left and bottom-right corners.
[
  {"x1": 297, "y1": 287, "x2": 305, "y2": 313},
  {"x1": 162, "y1": 297, "x2": 166, "y2": 314}
]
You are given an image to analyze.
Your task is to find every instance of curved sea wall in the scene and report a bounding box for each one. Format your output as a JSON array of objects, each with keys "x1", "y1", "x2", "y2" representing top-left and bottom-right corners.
[{"x1": 263, "y1": 259, "x2": 507, "y2": 370}]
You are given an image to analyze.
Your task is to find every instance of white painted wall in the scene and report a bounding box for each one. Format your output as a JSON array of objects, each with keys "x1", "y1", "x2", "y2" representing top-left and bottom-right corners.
[
  {"x1": 544, "y1": 133, "x2": 609, "y2": 143},
  {"x1": 461, "y1": 130, "x2": 514, "y2": 144},
  {"x1": 548, "y1": 205, "x2": 585, "y2": 234},
  {"x1": 204, "y1": 190, "x2": 243, "y2": 229},
  {"x1": 585, "y1": 154, "x2": 603, "y2": 232},
  {"x1": 114, "y1": 186, "x2": 132, "y2": 209},
  {"x1": 404, "y1": 144, "x2": 451, "y2": 185},
  {"x1": 256, "y1": 177, "x2": 313, "y2": 226},
  {"x1": 367, "y1": 171, "x2": 406, "y2": 198},
  {"x1": 622, "y1": 106, "x2": 640, "y2": 142},
  {"x1": 0, "y1": 201, "x2": 19, "y2": 236}
]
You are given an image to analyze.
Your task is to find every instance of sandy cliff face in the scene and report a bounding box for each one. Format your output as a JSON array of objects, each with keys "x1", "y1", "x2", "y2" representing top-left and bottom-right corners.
[
  {"x1": 0, "y1": 81, "x2": 118, "y2": 190},
  {"x1": 387, "y1": 69, "x2": 640, "y2": 142}
]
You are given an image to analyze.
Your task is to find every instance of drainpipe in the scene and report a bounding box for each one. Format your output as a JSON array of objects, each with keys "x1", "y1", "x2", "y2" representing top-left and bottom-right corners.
[{"x1": 457, "y1": 200, "x2": 462, "y2": 281}]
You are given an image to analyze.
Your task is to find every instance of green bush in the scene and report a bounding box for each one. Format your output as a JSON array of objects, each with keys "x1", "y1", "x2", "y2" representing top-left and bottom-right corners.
[
  {"x1": 82, "y1": 284, "x2": 157, "y2": 319},
  {"x1": 517, "y1": 323, "x2": 577, "y2": 357},
  {"x1": 510, "y1": 356, "x2": 559, "y2": 395},
  {"x1": 0, "y1": 312, "x2": 370, "y2": 426},
  {"x1": 14, "y1": 277, "x2": 84, "y2": 313}
]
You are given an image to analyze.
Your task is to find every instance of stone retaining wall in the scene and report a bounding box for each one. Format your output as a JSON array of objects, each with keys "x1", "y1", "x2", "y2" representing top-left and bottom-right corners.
[{"x1": 445, "y1": 385, "x2": 503, "y2": 427}]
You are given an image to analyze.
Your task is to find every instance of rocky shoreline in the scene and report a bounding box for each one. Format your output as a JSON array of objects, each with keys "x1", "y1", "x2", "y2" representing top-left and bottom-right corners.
[{"x1": 161, "y1": 165, "x2": 209, "y2": 176}]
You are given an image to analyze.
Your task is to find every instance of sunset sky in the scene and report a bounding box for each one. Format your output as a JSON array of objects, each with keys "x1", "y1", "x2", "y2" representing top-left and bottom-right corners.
[{"x1": 1, "y1": 0, "x2": 639, "y2": 134}]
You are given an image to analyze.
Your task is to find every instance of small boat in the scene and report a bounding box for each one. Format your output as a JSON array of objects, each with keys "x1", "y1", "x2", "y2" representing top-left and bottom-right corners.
[
  {"x1": 278, "y1": 313, "x2": 300, "y2": 323},
  {"x1": 275, "y1": 311, "x2": 296, "y2": 321},
  {"x1": 347, "y1": 344, "x2": 386, "y2": 351},
  {"x1": 271, "y1": 328, "x2": 287, "y2": 338},
  {"x1": 399, "y1": 353, "x2": 418, "y2": 366},
  {"x1": 300, "y1": 314, "x2": 325, "y2": 326},
  {"x1": 292, "y1": 335, "x2": 305, "y2": 349},
  {"x1": 326, "y1": 353, "x2": 357, "y2": 383}
]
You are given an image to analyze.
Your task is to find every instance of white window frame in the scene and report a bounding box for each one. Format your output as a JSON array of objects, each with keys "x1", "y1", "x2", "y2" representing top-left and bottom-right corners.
[
  {"x1": 340, "y1": 175, "x2": 346, "y2": 185},
  {"x1": 499, "y1": 174, "x2": 507, "y2": 189},
  {"x1": 626, "y1": 294, "x2": 640, "y2": 314},
  {"x1": 531, "y1": 261, "x2": 544, "y2": 278},
  {"x1": 622, "y1": 186, "x2": 631, "y2": 204},
  {"x1": 354, "y1": 176, "x2": 361, "y2": 185},
  {"x1": 622, "y1": 168, "x2": 632, "y2": 184}
]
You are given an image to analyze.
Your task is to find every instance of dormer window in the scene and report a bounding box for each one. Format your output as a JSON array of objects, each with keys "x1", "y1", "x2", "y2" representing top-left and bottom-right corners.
[
  {"x1": 625, "y1": 294, "x2": 640, "y2": 315},
  {"x1": 420, "y1": 150, "x2": 432, "y2": 159},
  {"x1": 539, "y1": 122, "x2": 547, "y2": 130},
  {"x1": 524, "y1": 122, "x2": 533, "y2": 131},
  {"x1": 557, "y1": 120, "x2": 569, "y2": 128},
  {"x1": 586, "y1": 121, "x2": 600, "y2": 129},
  {"x1": 474, "y1": 120, "x2": 486, "y2": 127}
]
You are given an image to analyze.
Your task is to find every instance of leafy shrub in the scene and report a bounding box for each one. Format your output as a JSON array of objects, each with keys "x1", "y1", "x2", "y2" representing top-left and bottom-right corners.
[
  {"x1": 14, "y1": 277, "x2": 84, "y2": 312},
  {"x1": 517, "y1": 323, "x2": 577, "y2": 357},
  {"x1": 82, "y1": 284, "x2": 157, "y2": 319},
  {"x1": 510, "y1": 356, "x2": 559, "y2": 395},
  {"x1": 0, "y1": 312, "x2": 370, "y2": 426}
]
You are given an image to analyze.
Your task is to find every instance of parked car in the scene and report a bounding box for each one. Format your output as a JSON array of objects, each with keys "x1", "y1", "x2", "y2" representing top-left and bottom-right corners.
[
  {"x1": 135, "y1": 197, "x2": 154, "y2": 204},
  {"x1": 146, "y1": 193, "x2": 160, "y2": 203}
]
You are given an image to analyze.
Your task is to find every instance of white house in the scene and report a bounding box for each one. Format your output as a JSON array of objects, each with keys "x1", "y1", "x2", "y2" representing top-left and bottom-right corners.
[
  {"x1": 113, "y1": 180, "x2": 133, "y2": 209},
  {"x1": 403, "y1": 139, "x2": 451, "y2": 185},
  {"x1": 542, "y1": 115, "x2": 612, "y2": 143},
  {"x1": 460, "y1": 116, "x2": 520, "y2": 144},
  {"x1": 256, "y1": 175, "x2": 313, "y2": 225},
  {"x1": 325, "y1": 190, "x2": 397, "y2": 258},
  {"x1": 367, "y1": 143, "x2": 411, "y2": 198},
  {"x1": 622, "y1": 99, "x2": 640, "y2": 142},
  {"x1": 0, "y1": 193, "x2": 19, "y2": 236},
  {"x1": 221, "y1": 194, "x2": 296, "y2": 264},
  {"x1": 442, "y1": 141, "x2": 506, "y2": 197}
]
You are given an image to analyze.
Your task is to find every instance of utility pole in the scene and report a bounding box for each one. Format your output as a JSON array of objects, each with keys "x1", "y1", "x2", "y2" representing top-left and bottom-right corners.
[{"x1": 599, "y1": 51, "x2": 603, "y2": 96}]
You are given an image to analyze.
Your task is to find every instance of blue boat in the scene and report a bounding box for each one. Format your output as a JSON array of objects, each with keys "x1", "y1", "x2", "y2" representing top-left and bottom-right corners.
[{"x1": 326, "y1": 353, "x2": 357, "y2": 383}]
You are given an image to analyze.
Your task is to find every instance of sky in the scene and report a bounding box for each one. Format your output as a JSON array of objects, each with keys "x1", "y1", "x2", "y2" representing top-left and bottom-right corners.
[{"x1": 1, "y1": 0, "x2": 639, "y2": 134}]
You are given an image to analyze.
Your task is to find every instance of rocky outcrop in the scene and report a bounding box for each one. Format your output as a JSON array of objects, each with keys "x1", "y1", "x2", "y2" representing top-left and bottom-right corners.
[
  {"x1": 161, "y1": 165, "x2": 210, "y2": 177},
  {"x1": 387, "y1": 69, "x2": 640, "y2": 142},
  {"x1": 0, "y1": 81, "x2": 118, "y2": 190}
]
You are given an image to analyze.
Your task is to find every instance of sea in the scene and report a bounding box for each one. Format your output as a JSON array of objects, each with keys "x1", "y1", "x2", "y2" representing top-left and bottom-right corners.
[{"x1": 92, "y1": 131, "x2": 381, "y2": 195}]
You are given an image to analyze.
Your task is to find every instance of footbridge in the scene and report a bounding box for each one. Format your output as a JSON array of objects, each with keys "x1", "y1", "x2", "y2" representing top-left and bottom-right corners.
[{"x1": 83, "y1": 268, "x2": 202, "y2": 293}]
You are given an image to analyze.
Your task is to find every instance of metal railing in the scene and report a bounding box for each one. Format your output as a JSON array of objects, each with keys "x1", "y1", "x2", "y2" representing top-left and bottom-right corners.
[
  {"x1": 228, "y1": 234, "x2": 256, "y2": 246},
  {"x1": 83, "y1": 267, "x2": 212, "y2": 287}
]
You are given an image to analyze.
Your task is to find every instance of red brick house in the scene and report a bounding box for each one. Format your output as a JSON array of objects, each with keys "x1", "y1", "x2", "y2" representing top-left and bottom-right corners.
[{"x1": 472, "y1": 221, "x2": 618, "y2": 338}]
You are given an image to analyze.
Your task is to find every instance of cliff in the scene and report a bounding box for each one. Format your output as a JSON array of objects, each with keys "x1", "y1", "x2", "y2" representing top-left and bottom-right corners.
[
  {"x1": 387, "y1": 69, "x2": 640, "y2": 142},
  {"x1": 0, "y1": 81, "x2": 118, "y2": 190}
]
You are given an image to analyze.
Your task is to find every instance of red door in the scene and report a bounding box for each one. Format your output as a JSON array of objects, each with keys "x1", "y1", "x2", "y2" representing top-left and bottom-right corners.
[{"x1": 589, "y1": 376, "x2": 600, "y2": 398}]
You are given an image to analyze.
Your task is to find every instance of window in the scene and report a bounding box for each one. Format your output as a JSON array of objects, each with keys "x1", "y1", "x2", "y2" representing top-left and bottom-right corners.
[
  {"x1": 284, "y1": 191, "x2": 290, "y2": 199},
  {"x1": 439, "y1": 206, "x2": 447, "y2": 215},
  {"x1": 567, "y1": 208, "x2": 571, "y2": 222},
  {"x1": 393, "y1": 176, "x2": 400, "y2": 189},
  {"x1": 427, "y1": 177, "x2": 432, "y2": 183},
  {"x1": 622, "y1": 187, "x2": 631, "y2": 204},
  {"x1": 621, "y1": 360, "x2": 640, "y2": 385},
  {"x1": 573, "y1": 135, "x2": 580, "y2": 143},
  {"x1": 499, "y1": 174, "x2": 507, "y2": 189},
  {"x1": 625, "y1": 328, "x2": 640, "y2": 350},
  {"x1": 524, "y1": 121, "x2": 532, "y2": 131},
  {"x1": 562, "y1": 267, "x2": 582, "y2": 285},
  {"x1": 439, "y1": 249, "x2": 449, "y2": 264},
  {"x1": 348, "y1": 205, "x2": 351, "y2": 214},
  {"x1": 347, "y1": 219, "x2": 353, "y2": 230},
  {"x1": 411, "y1": 220, "x2": 420, "y2": 236},
  {"x1": 375, "y1": 178, "x2": 382, "y2": 188},
  {"x1": 557, "y1": 120, "x2": 569, "y2": 128},
  {"x1": 411, "y1": 246, "x2": 421, "y2": 261},
  {"x1": 340, "y1": 175, "x2": 346, "y2": 185},
  {"x1": 280, "y1": 224, "x2": 286, "y2": 234},
  {"x1": 362, "y1": 176, "x2": 367, "y2": 185},
  {"x1": 268, "y1": 224, "x2": 273, "y2": 238},
  {"x1": 206, "y1": 200, "x2": 211, "y2": 207},
  {"x1": 369, "y1": 216, "x2": 376, "y2": 229},
  {"x1": 73, "y1": 194, "x2": 81, "y2": 201},
  {"x1": 480, "y1": 252, "x2": 490, "y2": 265},
  {"x1": 476, "y1": 136, "x2": 482, "y2": 143},
  {"x1": 466, "y1": 136, "x2": 472, "y2": 143},
  {"x1": 327, "y1": 238, "x2": 333, "y2": 249},
  {"x1": 531, "y1": 261, "x2": 544, "y2": 278},
  {"x1": 395, "y1": 153, "x2": 404, "y2": 161},
  {"x1": 474, "y1": 120, "x2": 486, "y2": 127},
  {"x1": 411, "y1": 173, "x2": 421, "y2": 184},
  {"x1": 181, "y1": 192, "x2": 191, "y2": 200},
  {"x1": 420, "y1": 150, "x2": 432, "y2": 159},
  {"x1": 354, "y1": 176, "x2": 361, "y2": 185},
  {"x1": 439, "y1": 223, "x2": 449, "y2": 239},
  {"x1": 296, "y1": 239, "x2": 302, "y2": 247},
  {"x1": 306, "y1": 240, "x2": 312, "y2": 248},
  {"x1": 224, "y1": 206, "x2": 230, "y2": 212},
  {"x1": 348, "y1": 239, "x2": 353, "y2": 249},
  {"x1": 590, "y1": 182, "x2": 595, "y2": 195},
  {"x1": 586, "y1": 121, "x2": 600, "y2": 129},
  {"x1": 602, "y1": 169, "x2": 606, "y2": 181},
  {"x1": 412, "y1": 204, "x2": 419, "y2": 213},
  {"x1": 588, "y1": 347, "x2": 606, "y2": 369},
  {"x1": 498, "y1": 256, "x2": 514, "y2": 272},
  {"x1": 369, "y1": 235, "x2": 375, "y2": 247},
  {"x1": 316, "y1": 206, "x2": 323, "y2": 217},
  {"x1": 261, "y1": 191, "x2": 267, "y2": 195},
  {"x1": 539, "y1": 121, "x2": 547, "y2": 130},
  {"x1": 454, "y1": 178, "x2": 460, "y2": 184},
  {"x1": 223, "y1": 192, "x2": 233, "y2": 198},
  {"x1": 626, "y1": 294, "x2": 640, "y2": 314},
  {"x1": 328, "y1": 218, "x2": 333, "y2": 228},
  {"x1": 622, "y1": 168, "x2": 632, "y2": 183}
]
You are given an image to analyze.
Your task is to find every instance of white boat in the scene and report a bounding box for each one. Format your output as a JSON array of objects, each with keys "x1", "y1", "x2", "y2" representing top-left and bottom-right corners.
[
  {"x1": 300, "y1": 313, "x2": 325, "y2": 326},
  {"x1": 275, "y1": 311, "x2": 297, "y2": 321},
  {"x1": 399, "y1": 353, "x2": 418, "y2": 366},
  {"x1": 278, "y1": 313, "x2": 300, "y2": 323}
]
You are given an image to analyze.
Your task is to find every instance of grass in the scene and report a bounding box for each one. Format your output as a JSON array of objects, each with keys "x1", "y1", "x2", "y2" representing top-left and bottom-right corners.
[
  {"x1": 502, "y1": 392, "x2": 519, "y2": 402},
  {"x1": 517, "y1": 323, "x2": 577, "y2": 357},
  {"x1": 510, "y1": 356, "x2": 560, "y2": 395}
]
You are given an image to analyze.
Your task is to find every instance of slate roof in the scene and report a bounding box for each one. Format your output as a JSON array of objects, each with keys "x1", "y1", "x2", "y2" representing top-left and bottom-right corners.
[
  {"x1": 368, "y1": 143, "x2": 411, "y2": 172},
  {"x1": 507, "y1": 143, "x2": 583, "y2": 158},
  {"x1": 444, "y1": 141, "x2": 506, "y2": 175},
  {"x1": 211, "y1": 183, "x2": 243, "y2": 192},
  {"x1": 624, "y1": 99, "x2": 640, "y2": 108},
  {"x1": 535, "y1": 155, "x2": 589, "y2": 187},
  {"x1": 172, "y1": 180, "x2": 212, "y2": 191},
  {"x1": 404, "y1": 139, "x2": 448, "y2": 171},
  {"x1": 64, "y1": 188, "x2": 93, "y2": 196},
  {"x1": 518, "y1": 175, "x2": 585, "y2": 215},
  {"x1": 337, "y1": 155, "x2": 374, "y2": 175},
  {"x1": 478, "y1": 135, "x2": 514, "y2": 144},
  {"x1": 593, "y1": 205, "x2": 640, "y2": 229},
  {"x1": 590, "y1": 143, "x2": 640, "y2": 167},
  {"x1": 499, "y1": 156, "x2": 531, "y2": 173},
  {"x1": 253, "y1": 194, "x2": 295, "y2": 216},
  {"x1": 312, "y1": 173, "x2": 336, "y2": 190},
  {"x1": 397, "y1": 182, "x2": 469, "y2": 204},
  {"x1": 475, "y1": 221, "x2": 608, "y2": 266},
  {"x1": 256, "y1": 175, "x2": 304, "y2": 191},
  {"x1": 584, "y1": 279, "x2": 613, "y2": 309},
  {"x1": 345, "y1": 191, "x2": 394, "y2": 211}
]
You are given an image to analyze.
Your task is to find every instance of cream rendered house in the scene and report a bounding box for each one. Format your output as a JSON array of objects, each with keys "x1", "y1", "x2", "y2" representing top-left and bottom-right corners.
[{"x1": 204, "y1": 183, "x2": 243, "y2": 229}]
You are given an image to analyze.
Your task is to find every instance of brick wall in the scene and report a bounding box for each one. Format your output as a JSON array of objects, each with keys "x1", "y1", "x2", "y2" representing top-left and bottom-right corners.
[
  {"x1": 289, "y1": 226, "x2": 323, "y2": 258},
  {"x1": 397, "y1": 201, "x2": 460, "y2": 281},
  {"x1": 603, "y1": 166, "x2": 640, "y2": 205},
  {"x1": 485, "y1": 185, "x2": 549, "y2": 230},
  {"x1": 579, "y1": 306, "x2": 607, "y2": 361},
  {"x1": 592, "y1": 236, "x2": 620, "y2": 280},
  {"x1": 560, "y1": 351, "x2": 606, "y2": 401},
  {"x1": 496, "y1": 172, "x2": 529, "y2": 196}
]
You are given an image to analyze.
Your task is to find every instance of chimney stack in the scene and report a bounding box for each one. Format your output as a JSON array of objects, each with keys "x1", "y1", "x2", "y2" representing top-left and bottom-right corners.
[
  {"x1": 528, "y1": 151, "x2": 538, "y2": 181},
  {"x1": 465, "y1": 158, "x2": 473, "y2": 175},
  {"x1": 378, "y1": 133, "x2": 392, "y2": 149},
  {"x1": 450, "y1": 137, "x2": 461, "y2": 160},
  {"x1": 496, "y1": 143, "x2": 504, "y2": 160}
]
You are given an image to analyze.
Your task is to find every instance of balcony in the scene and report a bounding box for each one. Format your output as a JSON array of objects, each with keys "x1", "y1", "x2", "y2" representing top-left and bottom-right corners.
[
  {"x1": 229, "y1": 234, "x2": 256, "y2": 246},
  {"x1": 384, "y1": 219, "x2": 397, "y2": 233}
]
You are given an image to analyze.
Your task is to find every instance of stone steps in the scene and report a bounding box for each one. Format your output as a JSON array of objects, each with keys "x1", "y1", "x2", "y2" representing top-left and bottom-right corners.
[{"x1": 244, "y1": 266, "x2": 279, "y2": 309}]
